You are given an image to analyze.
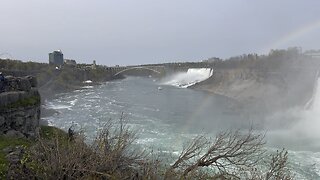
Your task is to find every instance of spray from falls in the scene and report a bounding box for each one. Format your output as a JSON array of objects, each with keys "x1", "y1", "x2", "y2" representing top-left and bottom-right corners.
[
  {"x1": 300, "y1": 73, "x2": 320, "y2": 144},
  {"x1": 161, "y1": 68, "x2": 213, "y2": 88},
  {"x1": 266, "y1": 71, "x2": 320, "y2": 152},
  {"x1": 311, "y1": 78, "x2": 320, "y2": 110}
]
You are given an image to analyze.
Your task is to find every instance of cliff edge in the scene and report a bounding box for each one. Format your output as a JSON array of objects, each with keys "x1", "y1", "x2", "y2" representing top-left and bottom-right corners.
[
  {"x1": 0, "y1": 76, "x2": 40, "y2": 138},
  {"x1": 191, "y1": 48, "x2": 320, "y2": 111}
]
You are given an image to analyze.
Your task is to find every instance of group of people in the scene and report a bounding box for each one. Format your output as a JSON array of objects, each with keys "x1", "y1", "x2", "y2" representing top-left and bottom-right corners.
[{"x1": 0, "y1": 72, "x2": 6, "y2": 93}]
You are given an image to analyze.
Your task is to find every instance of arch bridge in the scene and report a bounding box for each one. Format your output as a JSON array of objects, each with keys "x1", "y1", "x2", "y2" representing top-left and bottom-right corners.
[{"x1": 108, "y1": 66, "x2": 165, "y2": 77}]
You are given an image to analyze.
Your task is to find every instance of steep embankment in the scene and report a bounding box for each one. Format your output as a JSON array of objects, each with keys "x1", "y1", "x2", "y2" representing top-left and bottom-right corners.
[
  {"x1": 38, "y1": 66, "x2": 123, "y2": 100},
  {"x1": 0, "y1": 76, "x2": 40, "y2": 138},
  {"x1": 191, "y1": 68, "x2": 317, "y2": 111}
]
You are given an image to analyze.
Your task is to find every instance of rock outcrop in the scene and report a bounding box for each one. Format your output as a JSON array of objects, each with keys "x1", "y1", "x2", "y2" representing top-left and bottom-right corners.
[{"x1": 0, "y1": 76, "x2": 40, "y2": 138}]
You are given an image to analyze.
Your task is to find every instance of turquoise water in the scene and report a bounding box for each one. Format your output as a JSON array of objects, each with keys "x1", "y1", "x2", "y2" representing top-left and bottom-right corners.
[{"x1": 43, "y1": 76, "x2": 320, "y2": 179}]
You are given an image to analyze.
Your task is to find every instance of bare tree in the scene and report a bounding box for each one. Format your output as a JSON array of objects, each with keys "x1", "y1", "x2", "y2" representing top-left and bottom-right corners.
[
  {"x1": 166, "y1": 128, "x2": 266, "y2": 179},
  {"x1": 9, "y1": 121, "x2": 293, "y2": 179},
  {"x1": 165, "y1": 128, "x2": 294, "y2": 180},
  {"x1": 265, "y1": 149, "x2": 293, "y2": 180}
]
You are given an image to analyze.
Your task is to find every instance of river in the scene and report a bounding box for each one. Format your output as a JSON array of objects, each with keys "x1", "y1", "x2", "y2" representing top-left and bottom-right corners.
[{"x1": 43, "y1": 75, "x2": 320, "y2": 179}]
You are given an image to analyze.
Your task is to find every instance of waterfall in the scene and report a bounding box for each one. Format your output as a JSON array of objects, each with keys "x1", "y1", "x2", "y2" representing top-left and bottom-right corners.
[
  {"x1": 305, "y1": 71, "x2": 320, "y2": 110},
  {"x1": 311, "y1": 77, "x2": 320, "y2": 110},
  {"x1": 161, "y1": 68, "x2": 213, "y2": 88}
]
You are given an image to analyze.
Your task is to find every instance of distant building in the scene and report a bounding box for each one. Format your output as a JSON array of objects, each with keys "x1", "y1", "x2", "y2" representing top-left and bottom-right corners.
[
  {"x1": 49, "y1": 50, "x2": 64, "y2": 65},
  {"x1": 92, "y1": 60, "x2": 97, "y2": 69},
  {"x1": 202, "y1": 57, "x2": 221, "y2": 63},
  {"x1": 304, "y1": 51, "x2": 320, "y2": 59},
  {"x1": 64, "y1": 59, "x2": 77, "y2": 66}
]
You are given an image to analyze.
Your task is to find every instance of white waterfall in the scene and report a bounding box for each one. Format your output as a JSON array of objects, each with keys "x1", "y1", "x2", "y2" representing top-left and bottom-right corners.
[
  {"x1": 161, "y1": 68, "x2": 213, "y2": 88},
  {"x1": 305, "y1": 71, "x2": 320, "y2": 110}
]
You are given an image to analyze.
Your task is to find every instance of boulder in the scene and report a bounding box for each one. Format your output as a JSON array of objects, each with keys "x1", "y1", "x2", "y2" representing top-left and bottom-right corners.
[
  {"x1": 4, "y1": 130, "x2": 26, "y2": 138},
  {"x1": 17, "y1": 78, "x2": 32, "y2": 91},
  {"x1": 14, "y1": 116, "x2": 25, "y2": 126},
  {"x1": 2, "y1": 75, "x2": 37, "y2": 92},
  {"x1": 27, "y1": 76, "x2": 37, "y2": 87}
]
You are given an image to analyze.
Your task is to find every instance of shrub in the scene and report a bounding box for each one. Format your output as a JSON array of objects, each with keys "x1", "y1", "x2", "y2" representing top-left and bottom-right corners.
[{"x1": 4, "y1": 122, "x2": 293, "y2": 179}]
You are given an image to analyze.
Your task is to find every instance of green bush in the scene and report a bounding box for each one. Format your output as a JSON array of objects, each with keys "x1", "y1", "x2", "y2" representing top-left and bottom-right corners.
[
  {"x1": 0, "y1": 137, "x2": 31, "y2": 178},
  {"x1": 1, "y1": 96, "x2": 41, "y2": 110}
]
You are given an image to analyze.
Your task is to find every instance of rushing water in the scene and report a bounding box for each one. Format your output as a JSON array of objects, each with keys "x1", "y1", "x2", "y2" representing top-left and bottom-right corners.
[
  {"x1": 161, "y1": 68, "x2": 213, "y2": 88},
  {"x1": 43, "y1": 76, "x2": 320, "y2": 179}
]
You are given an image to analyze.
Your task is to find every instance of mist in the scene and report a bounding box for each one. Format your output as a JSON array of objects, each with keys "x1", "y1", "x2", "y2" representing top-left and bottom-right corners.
[
  {"x1": 265, "y1": 80, "x2": 320, "y2": 152},
  {"x1": 1, "y1": 0, "x2": 320, "y2": 65}
]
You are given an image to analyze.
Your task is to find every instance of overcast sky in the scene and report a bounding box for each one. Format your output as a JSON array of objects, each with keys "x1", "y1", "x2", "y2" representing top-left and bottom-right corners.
[{"x1": 1, "y1": 0, "x2": 320, "y2": 65}]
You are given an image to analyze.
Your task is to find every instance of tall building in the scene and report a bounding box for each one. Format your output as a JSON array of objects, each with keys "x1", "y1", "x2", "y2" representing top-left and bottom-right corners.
[{"x1": 49, "y1": 50, "x2": 64, "y2": 65}]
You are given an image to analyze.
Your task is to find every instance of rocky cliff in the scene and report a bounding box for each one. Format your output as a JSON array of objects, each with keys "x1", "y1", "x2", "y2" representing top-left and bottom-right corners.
[
  {"x1": 0, "y1": 76, "x2": 40, "y2": 138},
  {"x1": 191, "y1": 68, "x2": 317, "y2": 112}
]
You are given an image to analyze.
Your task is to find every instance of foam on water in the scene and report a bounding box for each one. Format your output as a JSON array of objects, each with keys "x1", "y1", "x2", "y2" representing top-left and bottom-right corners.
[
  {"x1": 70, "y1": 99, "x2": 78, "y2": 106},
  {"x1": 290, "y1": 151, "x2": 320, "y2": 179},
  {"x1": 82, "y1": 85, "x2": 94, "y2": 89},
  {"x1": 136, "y1": 138, "x2": 157, "y2": 144},
  {"x1": 46, "y1": 103, "x2": 72, "y2": 110},
  {"x1": 161, "y1": 68, "x2": 213, "y2": 88}
]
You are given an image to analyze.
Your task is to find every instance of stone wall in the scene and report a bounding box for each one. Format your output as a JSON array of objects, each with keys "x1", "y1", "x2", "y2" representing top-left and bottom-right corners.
[{"x1": 0, "y1": 76, "x2": 40, "y2": 138}]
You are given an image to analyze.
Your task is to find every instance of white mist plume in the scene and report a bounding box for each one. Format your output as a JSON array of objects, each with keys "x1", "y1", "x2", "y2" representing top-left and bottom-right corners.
[
  {"x1": 161, "y1": 68, "x2": 213, "y2": 88},
  {"x1": 266, "y1": 76, "x2": 320, "y2": 151}
]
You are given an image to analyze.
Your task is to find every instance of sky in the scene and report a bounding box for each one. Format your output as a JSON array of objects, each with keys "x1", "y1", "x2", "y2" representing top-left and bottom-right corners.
[{"x1": 1, "y1": 0, "x2": 320, "y2": 66}]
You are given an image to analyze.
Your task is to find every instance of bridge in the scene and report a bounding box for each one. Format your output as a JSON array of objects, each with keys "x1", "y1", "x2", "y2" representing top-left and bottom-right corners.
[{"x1": 112, "y1": 66, "x2": 164, "y2": 77}]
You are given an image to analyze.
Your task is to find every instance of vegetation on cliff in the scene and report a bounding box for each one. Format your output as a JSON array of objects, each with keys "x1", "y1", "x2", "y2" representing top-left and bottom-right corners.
[
  {"x1": 0, "y1": 96, "x2": 41, "y2": 110},
  {"x1": 0, "y1": 58, "x2": 122, "y2": 99},
  {"x1": 0, "y1": 121, "x2": 293, "y2": 179},
  {"x1": 206, "y1": 47, "x2": 314, "y2": 70},
  {"x1": 0, "y1": 136, "x2": 31, "y2": 178}
]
